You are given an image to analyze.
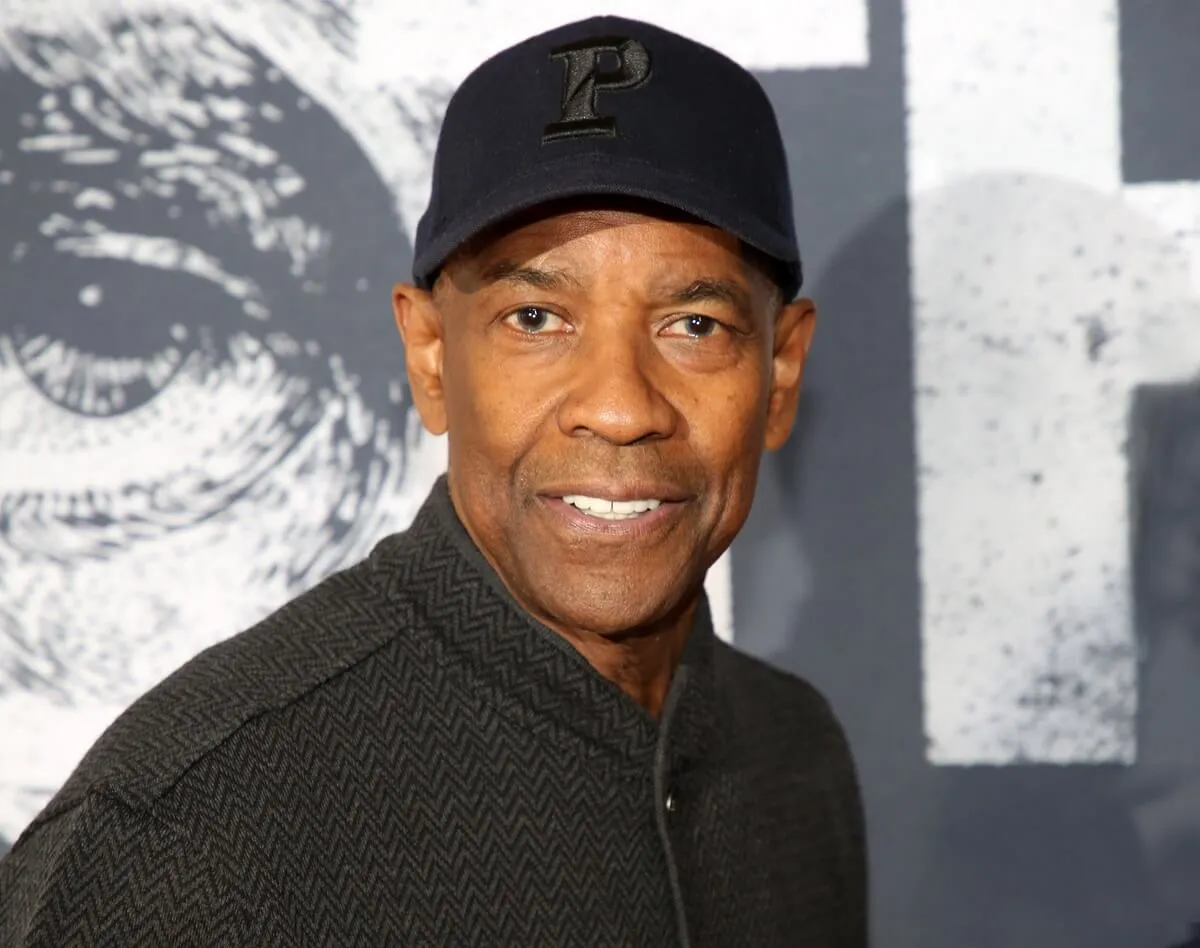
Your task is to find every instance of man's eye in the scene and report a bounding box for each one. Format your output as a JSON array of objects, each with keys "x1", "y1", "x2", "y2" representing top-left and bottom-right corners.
[
  {"x1": 503, "y1": 306, "x2": 566, "y2": 334},
  {"x1": 665, "y1": 314, "x2": 722, "y2": 338}
]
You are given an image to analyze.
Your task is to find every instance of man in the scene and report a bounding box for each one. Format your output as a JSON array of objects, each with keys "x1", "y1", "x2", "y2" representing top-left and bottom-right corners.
[{"x1": 0, "y1": 16, "x2": 866, "y2": 947}]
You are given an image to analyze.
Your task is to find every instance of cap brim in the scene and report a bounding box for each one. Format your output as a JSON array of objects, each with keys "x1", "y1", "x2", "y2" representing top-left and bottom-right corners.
[{"x1": 412, "y1": 153, "x2": 802, "y2": 298}]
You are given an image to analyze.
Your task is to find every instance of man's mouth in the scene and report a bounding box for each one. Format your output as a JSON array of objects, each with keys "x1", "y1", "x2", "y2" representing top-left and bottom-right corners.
[{"x1": 560, "y1": 495, "x2": 664, "y2": 521}]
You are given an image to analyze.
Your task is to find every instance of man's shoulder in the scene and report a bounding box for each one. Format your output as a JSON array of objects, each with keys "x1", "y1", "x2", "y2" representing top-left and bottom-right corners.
[
  {"x1": 712, "y1": 640, "x2": 853, "y2": 760},
  {"x1": 29, "y1": 533, "x2": 417, "y2": 836}
]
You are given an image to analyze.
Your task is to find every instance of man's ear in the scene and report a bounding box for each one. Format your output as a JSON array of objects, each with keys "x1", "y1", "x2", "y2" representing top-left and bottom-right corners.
[
  {"x1": 764, "y1": 297, "x2": 817, "y2": 452},
  {"x1": 392, "y1": 282, "x2": 448, "y2": 436}
]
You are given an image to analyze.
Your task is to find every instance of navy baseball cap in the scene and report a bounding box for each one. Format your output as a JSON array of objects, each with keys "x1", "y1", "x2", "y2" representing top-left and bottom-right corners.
[{"x1": 412, "y1": 16, "x2": 803, "y2": 299}]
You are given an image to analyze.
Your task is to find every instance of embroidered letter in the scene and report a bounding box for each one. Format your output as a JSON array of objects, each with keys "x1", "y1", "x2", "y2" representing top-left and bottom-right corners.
[{"x1": 543, "y1": 37, "x2": 652, "y2": 142}]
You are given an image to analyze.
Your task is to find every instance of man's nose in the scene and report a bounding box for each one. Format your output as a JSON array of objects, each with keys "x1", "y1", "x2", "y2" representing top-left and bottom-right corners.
[{"x1": 555, "y1": 328, "x2": 679, "y2": 446}]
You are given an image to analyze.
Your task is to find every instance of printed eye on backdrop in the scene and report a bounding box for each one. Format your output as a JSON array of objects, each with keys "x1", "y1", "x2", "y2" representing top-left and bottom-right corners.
[{"x1": 0, "y1": 9, "x2": 446, "y2": 843}]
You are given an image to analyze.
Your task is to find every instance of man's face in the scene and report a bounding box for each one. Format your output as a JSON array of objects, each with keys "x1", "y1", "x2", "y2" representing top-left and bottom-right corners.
[{"x1": 397, "y1": 206, "x2": 814, "y2": 637}]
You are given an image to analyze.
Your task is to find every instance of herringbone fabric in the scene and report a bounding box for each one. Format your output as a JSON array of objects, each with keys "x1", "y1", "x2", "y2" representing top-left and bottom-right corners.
[{"x1": 0, "y1": 478, "x2": 867, "y2": 947}]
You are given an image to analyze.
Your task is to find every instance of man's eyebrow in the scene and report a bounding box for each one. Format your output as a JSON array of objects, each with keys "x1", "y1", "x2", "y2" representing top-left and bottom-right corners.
[
  {"x1": 477, "y1": 260, "x2": 579, "y2": 291},
  {"x1": 667, "y1": 278, "x2": 753, "y2": 313}
]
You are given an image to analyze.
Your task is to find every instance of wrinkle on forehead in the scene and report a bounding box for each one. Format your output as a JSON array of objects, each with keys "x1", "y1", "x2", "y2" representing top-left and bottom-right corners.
[
  {"x1": 439, "y1": 205, "x2": 780, "y2": 313},
  {"x1": 442, "y1": 205, "x2": 732, "y2": 279}
]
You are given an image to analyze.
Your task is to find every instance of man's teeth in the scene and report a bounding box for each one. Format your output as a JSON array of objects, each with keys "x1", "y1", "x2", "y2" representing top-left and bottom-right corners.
[{"x1": 561, "y1": 495, "x2": 663, "y2": 520}]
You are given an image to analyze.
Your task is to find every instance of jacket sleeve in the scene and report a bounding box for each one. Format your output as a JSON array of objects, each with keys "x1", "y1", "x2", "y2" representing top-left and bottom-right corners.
[{"x1": 0, "y1": 791, "x2": 280, "y2": 947}]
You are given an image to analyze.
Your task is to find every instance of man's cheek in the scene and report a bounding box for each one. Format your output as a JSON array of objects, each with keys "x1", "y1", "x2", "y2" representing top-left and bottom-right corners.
[
  {"x1": 464, "y1": 370, "x2": 548, "y2": 446},
  {"x1": 708, "y1": 381, "x2": 772, "y2": 455}
]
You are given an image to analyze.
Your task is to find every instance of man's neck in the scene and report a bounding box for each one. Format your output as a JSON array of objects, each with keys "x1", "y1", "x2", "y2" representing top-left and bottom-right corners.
[
  {"x1": 547, "y1": 602, "x2": 698, "y2": 719},
  {"x1": 440, "y1": 477, "x2": 700, "y2": 718}
]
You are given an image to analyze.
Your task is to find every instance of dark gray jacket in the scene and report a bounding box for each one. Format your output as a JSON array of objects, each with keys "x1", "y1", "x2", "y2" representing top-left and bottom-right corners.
[{"x1": 0, "y1": 479, "x2": 867, "y2": 946}]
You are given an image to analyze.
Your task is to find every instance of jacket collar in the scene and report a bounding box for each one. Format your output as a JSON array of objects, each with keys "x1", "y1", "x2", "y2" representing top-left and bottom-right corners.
[{"x1": 376, "y1": 476, "x2": 718, "y2": 772}]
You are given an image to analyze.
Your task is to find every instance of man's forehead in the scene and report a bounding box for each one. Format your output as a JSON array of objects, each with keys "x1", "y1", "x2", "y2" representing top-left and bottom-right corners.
[{"x1": 438, "y1": 210, "x2": 773, "y2": 310}]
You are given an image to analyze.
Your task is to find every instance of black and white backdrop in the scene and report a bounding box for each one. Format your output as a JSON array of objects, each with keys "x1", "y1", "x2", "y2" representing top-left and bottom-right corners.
[{"x1": 1, "y1": 1, "x2": 1198, "y2": 944}]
